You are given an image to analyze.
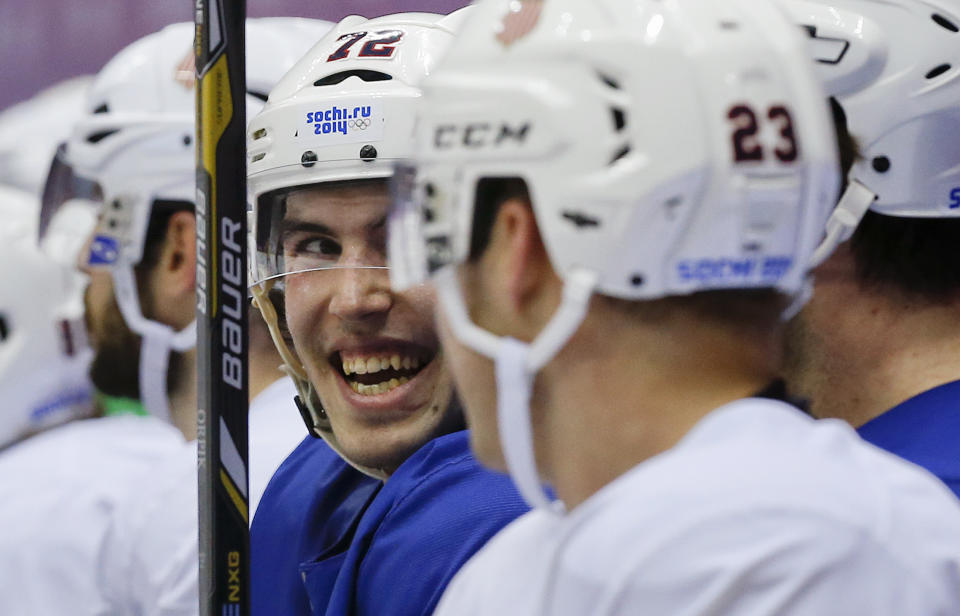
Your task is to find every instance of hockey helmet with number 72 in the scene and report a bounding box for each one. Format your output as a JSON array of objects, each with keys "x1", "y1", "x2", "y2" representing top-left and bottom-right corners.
[{"x1": 247, "y1": 10, "x2": 469, "y2": 476}]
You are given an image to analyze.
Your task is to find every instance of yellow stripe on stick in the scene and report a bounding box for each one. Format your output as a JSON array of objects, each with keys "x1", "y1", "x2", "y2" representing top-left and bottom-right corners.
[
  {"x1": 199, "y1": 53, "x2": 232, "y2": 314},
  {"x1": 220, "y1": 468, "x2": 249, "y2": 524}
]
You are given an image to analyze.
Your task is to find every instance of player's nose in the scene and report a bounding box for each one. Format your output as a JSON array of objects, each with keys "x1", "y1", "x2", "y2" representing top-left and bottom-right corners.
[{"x1": 328, "y1": 266, "x2": 393, "y2": 323}]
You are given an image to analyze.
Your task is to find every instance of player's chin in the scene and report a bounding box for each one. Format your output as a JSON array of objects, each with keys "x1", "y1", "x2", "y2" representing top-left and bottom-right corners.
[{"x1": 333, "y1": 410, "x2": 454, "y2": 472}]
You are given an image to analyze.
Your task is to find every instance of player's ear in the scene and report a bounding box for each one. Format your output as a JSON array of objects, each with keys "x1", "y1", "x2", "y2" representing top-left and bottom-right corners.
[
  {"x1": 492, "y1": 197, "x2": 560, "y2": 317},
  {"x1": 159, "y1": 210, "x2": 197, "y2": 295},
  {"x1": 142, "y1": 211, "x2": 196, "y2": 329}
]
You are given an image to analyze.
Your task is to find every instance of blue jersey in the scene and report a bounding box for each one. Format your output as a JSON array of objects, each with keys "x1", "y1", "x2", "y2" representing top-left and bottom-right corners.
[
  {"x1": 858, "y1": 379, "x2": 960, "y2": 499},
  {"x1": 251, "y1": 431, "x2": 528, "y2": 615},
  {"x1": 251, "y1": 436, "x2": 380, "y2": 615}
]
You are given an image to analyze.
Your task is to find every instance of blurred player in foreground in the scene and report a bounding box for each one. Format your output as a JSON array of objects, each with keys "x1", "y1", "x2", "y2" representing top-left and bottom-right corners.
[
  {"x1": 247, "y1": 10, "x2": 527, "y2": 615},
  {"x1": 386, "y1": 0, "x2": 960, "y2": 613},
  {"x1": 784, "y1": 0, "x2": 960, "y2": 498}
]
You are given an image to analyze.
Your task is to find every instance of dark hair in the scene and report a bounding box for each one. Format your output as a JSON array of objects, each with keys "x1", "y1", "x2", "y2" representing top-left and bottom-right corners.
[
  {"x1": 849, "y1": 212, "x2": 960, "y2": 301},
  {"x1": 831, "y1": 99, "x2": 960, "y2": 302},
  {"x1": 831, "y1": 97, "x2": 858, "y2": 189}
]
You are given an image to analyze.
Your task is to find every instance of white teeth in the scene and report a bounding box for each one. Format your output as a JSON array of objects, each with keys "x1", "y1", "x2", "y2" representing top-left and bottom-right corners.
[
  {"x1": 401, "y1": 357, "x2": 411, "y2": 370},
  {"x1": 390, "y1": 355, "x2": 401, "y2": 370},
  {"x1": 380, "y1": 357, "x2": 391, "y2": 371},
  {"x1": 354, "y1": 359, "x2": 367, "y2": 375},
  {"x1": 366, "y1": 357, "x2": 379, "y2": 374}
]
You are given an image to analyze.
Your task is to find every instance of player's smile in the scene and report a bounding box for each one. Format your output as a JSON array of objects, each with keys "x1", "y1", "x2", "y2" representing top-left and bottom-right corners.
[
  {"x1": 332, "y1": 342, "x2": 436, "y2": 399},
  {"x1": 322, "y1": 336, "x2": 442, "y2": 418}
]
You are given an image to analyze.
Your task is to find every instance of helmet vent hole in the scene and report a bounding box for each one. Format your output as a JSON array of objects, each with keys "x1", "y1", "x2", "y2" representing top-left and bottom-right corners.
[
  {"x1": 0, "y1": 314, "x2": 8, "y2": 341},
  {"x1": 597, "y1": 73, "x2": 621, "y2": 90},
  {"x1": 301, "y1": 151, "x2": 318, "y2": 168},
  {"x1": 926, "y1": 63, "x2": 951, "y2": 79},
  {"x1": 247, "y1": 90, "x2": 269, "y2": 102},
  {"x1": 630, "y1": 274, "x2": 644, "y2": 287},
  {"x1": 611, "y1": 108, "x2": 627, "y2": 132},
  {"x1": 932, "y1": 13, "x2": 959, "y2": 32},
  {"x1": 719, "y1": 21, "x2": 740, "y2": 30},
  {"x1": 251, "y1": 152, "x2": 266, "y2": 163},
  {"x1": 93, "y1": 103, "x2": 109, "y2": 114},
  {"x1": 86, "y1": 129, "x2": 120, "y2": 144},
  {"x1": 314, "y1": 70, "x2": 393, "y2": 87},
  {"x1": 609, "y1": 144, "x2": 631, "y2": 165},
  {"x1": 252, "y1": 128, "x2": 267, "y2": 140},
  {"x1": 871, "y1": 156, "x2": 891, "y2": 173}
]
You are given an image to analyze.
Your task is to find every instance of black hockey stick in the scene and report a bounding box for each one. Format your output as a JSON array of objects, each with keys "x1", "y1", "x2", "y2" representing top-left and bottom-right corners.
[{"x1": 195, "y1": 1, "x2": 250, "y2": 614}]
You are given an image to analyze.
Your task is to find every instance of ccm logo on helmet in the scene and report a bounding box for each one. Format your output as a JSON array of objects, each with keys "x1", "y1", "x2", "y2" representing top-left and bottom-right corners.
[{"x1": 433, "y1": 122, "x2": 531, "y2": 150}]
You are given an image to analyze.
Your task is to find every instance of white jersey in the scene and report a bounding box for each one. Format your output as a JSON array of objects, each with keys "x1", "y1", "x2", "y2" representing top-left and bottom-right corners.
[
  {"x1": 436, "y1": 398, "x2": 960, "y2": 616},
  {"x1": 0, "y1": 415, "x2": 185, "y2": 615},
  {"x1": 248, "y1": 376, "x2": 308, "y2": 514},
  {"x1": 97, "y1": 376, "x2": 305, "y2": 615}
]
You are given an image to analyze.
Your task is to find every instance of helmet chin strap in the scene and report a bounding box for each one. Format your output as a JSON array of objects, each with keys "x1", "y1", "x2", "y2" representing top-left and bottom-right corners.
[
  {"x1": 808, "y1": 179, "x2": 876, "y2": 269},
  {"x1": 111, "y1": 266, "x2": 196, "y2": 423},
  {"x1": 434, "y1": 266, "x2": 597, "y2": 514},
  {"x1": 782, "y1": 180, "x2": 876, "y2": 321}
]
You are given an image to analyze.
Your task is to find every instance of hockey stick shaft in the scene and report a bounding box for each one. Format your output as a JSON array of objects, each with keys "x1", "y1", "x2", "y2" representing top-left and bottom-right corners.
[{"x1": 195, "y1": 1, "x2": 250, "y2": 614}]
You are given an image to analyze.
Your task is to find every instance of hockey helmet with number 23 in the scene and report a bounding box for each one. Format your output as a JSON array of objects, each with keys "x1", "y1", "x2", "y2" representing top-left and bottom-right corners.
[{"x1": 388, "y1": 0, "x2": 840, "y2": 510}]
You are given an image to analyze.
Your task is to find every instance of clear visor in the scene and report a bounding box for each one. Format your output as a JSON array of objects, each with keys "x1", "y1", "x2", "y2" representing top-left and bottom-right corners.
[
  {"x1": 386, "y1": 161, "x2": 459, "y2": 292},
  {"x1": 39, "y1": 144, "x2": 102, "y2": 268},
  {"x1": 251, "y1": 162, "x2": 405, "y2": 288}
]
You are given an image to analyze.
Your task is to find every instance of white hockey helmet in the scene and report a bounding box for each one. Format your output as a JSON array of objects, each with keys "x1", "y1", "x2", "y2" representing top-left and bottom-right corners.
[
  {"x1": 246, "y1": 10, "x2": 468, "y2": 476},
  {"x1": 0, "y1": 186, "x2": 93, "y2": 449},
  {"x1": 38, "y1": 18, "x2": 333, "y2": 421},
  {"x1": 388, "y1": 0, "x2": 839, "y2": 509},
  {"x1": 0, "y1": 76, "x2": 92, "y2": 196},
  {"x1": 785, "y1": 0, "x2": 960, "y2": 265}
]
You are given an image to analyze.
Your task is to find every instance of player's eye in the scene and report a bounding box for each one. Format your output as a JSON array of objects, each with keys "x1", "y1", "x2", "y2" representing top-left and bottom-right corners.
[
  {"x1": 281, "y1": 231, "x2": 343, "y2": 270},
  {"x1": 290, "y1": 235, "x2": 341, "y2": 259}
]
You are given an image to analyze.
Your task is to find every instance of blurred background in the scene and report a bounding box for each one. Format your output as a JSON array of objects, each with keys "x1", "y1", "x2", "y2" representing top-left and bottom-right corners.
[{"x1": 0, "y1": 0, "x2": 470, "y2": 111}]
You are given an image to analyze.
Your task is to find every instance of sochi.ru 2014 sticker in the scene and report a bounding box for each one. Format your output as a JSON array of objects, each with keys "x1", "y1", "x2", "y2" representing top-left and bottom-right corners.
[{"x1": 301, "y1": 100, "x2": 385, "y2": 146}]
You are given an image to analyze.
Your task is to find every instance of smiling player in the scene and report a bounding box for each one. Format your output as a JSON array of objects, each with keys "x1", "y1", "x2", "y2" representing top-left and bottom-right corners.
[{"x1": 247, "y1": 11, "x2": 527, "y2": 615}]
